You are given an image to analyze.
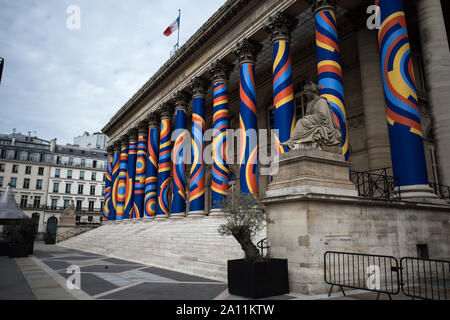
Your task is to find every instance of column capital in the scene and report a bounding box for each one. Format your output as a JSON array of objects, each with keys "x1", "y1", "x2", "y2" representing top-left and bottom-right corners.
[
  {"x1": 127, "y1": 127, "x2": 138, "y2": 141},
  {"x1": 307, "y1": 0, "x2": 336, "y2": 16},
  {"x1": 209, "y1": 60, "x2": 233, "y2": 85},
  {"x1": 189, "y1": 77, "x2": 208, "y2": 98},
  {"x1": 120, "y1": 135, "x2": 129, "y2": 147},
  {"x1": 137, "y1": 121, "x2": 148, "y2": 135},
  {"x1": 173, "y1": 91, "x2": 190, "y2": 110},
  {"x1": 159, "y1": 103, "x2": 174, "y2": 120},
  {"x1": 146, "y1": 112, "x2": 160, "y2": 128},
  {"x1": 113, "y1": 141, "x2": 121, "y2": 152},
  {"x1": 264, "y1": 11, "x2": 298, "y2": 43},
  {"x1": 233, "y1": 38, "x2": 262, "y2": 66},
  {"x1": 106, "y1": 145, "x2": 114, "y2": 155}
]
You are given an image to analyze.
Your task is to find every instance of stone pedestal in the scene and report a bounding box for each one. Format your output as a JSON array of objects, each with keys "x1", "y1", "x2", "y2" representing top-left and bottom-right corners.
[
  {"x1": 56, "y1": 215, "x2": 76, "y2": 242},
  {"x1": 266, "y1": 148, "x2": 358, "y2": 198}
]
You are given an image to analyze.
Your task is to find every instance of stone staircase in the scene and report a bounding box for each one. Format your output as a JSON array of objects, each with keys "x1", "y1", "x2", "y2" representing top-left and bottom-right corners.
[{"x1": 59, "y1": 216, "x2": 266, "y2": 281}]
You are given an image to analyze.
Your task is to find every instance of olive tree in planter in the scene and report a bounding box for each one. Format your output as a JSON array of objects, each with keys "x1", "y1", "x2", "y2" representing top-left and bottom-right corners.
[
  {"x1": 218, "y1": 191, "x2": 289, "y2": 299},
  {"x1": 5, "y1": 218, "x2": 34, "y2": 258}
]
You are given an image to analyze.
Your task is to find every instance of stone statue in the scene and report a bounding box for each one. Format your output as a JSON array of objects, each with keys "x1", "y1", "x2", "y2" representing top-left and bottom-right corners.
[
  {"x1": 282, "y1": 81, "x2": 342, "y2": 150},
  {"x1": 63, "y1": 200, "x2": 76, "y2": 216}
]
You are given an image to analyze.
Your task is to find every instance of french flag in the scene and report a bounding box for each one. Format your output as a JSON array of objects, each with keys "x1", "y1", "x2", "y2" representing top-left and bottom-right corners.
[{"x1": 164, "y1": 17, "x2": 180, "y2": 37}]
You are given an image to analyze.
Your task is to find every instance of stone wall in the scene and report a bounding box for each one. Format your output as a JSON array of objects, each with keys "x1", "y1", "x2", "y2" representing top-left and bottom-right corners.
[{"x1": 264, "y1": 195, "x2": 450, "y2": 294}]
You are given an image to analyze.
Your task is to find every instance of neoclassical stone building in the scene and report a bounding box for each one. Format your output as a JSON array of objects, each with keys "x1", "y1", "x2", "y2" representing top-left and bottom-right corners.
[{"x1": 62, "y1": 0, "x2": 450, "y2": 295}]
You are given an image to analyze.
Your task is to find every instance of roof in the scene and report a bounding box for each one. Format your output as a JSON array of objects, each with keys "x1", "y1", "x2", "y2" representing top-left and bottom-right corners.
[{"x1": 0, "y1": 185, "x2": 25, "y2": 219}]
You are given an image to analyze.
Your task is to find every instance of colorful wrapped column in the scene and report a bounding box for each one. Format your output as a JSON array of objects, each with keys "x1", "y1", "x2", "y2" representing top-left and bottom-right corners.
[
  {"x1": 171, "y1": 92, "x2": 189, "y2": 216},
  {"x1": 110, "y1": 146, "x2": 119, "y2": 220},
  {"x1": 311, "y1": 0, "x2": 349, "y2": 160},
  {"x1": 124, "y1": 130, "x2": 137, "y2": 219},
  {"x1": 115, "y1": 136, "x2": 129, "y2": 220},
  {"x1": 144, "y1": 114, "x2": 159, "y2": 217},
  {"x1": 233, "y1": 39, "x2": 262, "y2": 198},
  {"x1": 133, "y1": 123, "x2": 147, "y2": 218},
  {"x1": 156, "y1": 105, "x2": 173, "y2": 217},
  {"x1": 189, "y1": 77, "x2": 207, "y2": 215},
  {"x1": 102, "y1": 150, "x2": 113, "y2": 221},
  {"x1": 209, "y1": 60, "x2": 232, "y2": 211},
  {"x1": 376, "y1": 0, "x2": 429, "y2": 187},
  {"x1": 265, "y1": 12, "x2": 298, "y2": 154}
]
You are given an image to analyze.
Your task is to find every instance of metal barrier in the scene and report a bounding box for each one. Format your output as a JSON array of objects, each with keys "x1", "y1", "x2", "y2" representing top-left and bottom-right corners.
[
  {"x1": 324, "y1": 251, "x2": 400, "y2": 299},
  {"x1": 400, "y1": 257, "x2": 450, "y2": 300}
]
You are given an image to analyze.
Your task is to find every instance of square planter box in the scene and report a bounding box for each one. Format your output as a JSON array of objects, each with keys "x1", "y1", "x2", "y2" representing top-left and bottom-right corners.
[
  {"x1": 228, "y1": 258, "x2": 289, "y2": 299},
  {"x1": 8, "y1": 243, "x2": 29, "y2": 258}
]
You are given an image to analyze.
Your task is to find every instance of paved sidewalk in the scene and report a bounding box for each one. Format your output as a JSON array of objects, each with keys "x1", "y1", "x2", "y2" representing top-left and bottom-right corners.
[{"x1": 0, "y1": 242, "x2": 416, "y2": 300}]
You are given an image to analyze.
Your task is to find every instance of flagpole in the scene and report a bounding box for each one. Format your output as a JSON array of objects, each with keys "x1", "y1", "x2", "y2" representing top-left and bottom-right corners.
[{"x1": 177, "y1": 9, "x2": 181, "y2": 51}]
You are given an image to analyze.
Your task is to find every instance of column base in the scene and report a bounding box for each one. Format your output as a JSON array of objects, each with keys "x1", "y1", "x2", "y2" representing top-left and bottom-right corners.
[
  {"x1": 208, "y1": 209, "x2": 228, "y2": 217},
  {"x1": 187, "y1": 211, "x2": 207, "y2": 218},
  {"x1": 396, "y1": 184, "x2": 445, "y2": 204},
  {"x1": 155, "y1": 214, "x2": 169, "y2": 220},
  {"x1": 170, "y1": 213, "x2": 186, "y2": 219}
]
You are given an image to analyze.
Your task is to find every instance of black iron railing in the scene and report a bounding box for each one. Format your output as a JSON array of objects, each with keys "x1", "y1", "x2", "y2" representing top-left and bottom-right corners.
[
  {"x1": 257, "y1": 238, "x2": 270, "y2": 257},
  {"x1": 324, "y1": 251, "x2": 400, "y2": 299},
  {"x1": 400, "y1": 257, "x2": 450, "y2": 300},
  {"x1": 429, "y1": 183, "x2": 450, "y2": 200},
  {"x1": 350, "y1": 168, "x2": 401, "y2": 200}
]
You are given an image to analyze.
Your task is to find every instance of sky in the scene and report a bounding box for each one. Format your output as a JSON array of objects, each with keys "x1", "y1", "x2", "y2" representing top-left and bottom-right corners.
[{"x1": 0, "y1": 0, "x2": 226, "y2": 144}]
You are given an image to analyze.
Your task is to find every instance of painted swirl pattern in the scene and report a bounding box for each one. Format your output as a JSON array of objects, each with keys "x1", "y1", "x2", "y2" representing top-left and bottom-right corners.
[
  {"x1": 377, "y1": 0, "x2": 428, "y2": 186},
  {"x1": 116, "y1": 145, "x2": 128, "y2": 220},
  {"x1": 314, "y1": 9, "x2": 348, "y2": 160},
  {"x1": 110, "y1": 151, "x2": 119, "y2": 220},
  {"x1": 156, "y1": 119, "x2": 172, "y2": 216},
  {"x1": 272, "y1": 40, "x2": 295, "y2": 154},
  {"x1": 239, "y1": 63, "x2": 258, "y2": 198},
  {"x1": 124, "y1": 139, "x2": 137, "y2": 219},
  {"x1": 212, "y1": 81, "x2": 229, "y2": 209},
  {"x1": 189, "y1": 97, "x2": 206, "y2": 213},
  {"x1": 102, "y1": 155, "x2": 113, "y2": 221},
  {"x1": 172, "y1": 109, "x2": 187, "y2": 215},
  {"x1": 133, "y1": 133, "x2": 147, "y2": 218},
  {"x1": 144, "y1": 126, "x2": 159, "y2": 217}
]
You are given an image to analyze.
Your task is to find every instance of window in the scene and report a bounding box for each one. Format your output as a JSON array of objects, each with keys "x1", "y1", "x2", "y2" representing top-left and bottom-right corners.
[
  {"x1": 102, "y1": 186, "x2": 105, "y2": 196},
  {"x1": 63, "y1": 199, "x2": 70, "y2": 209},
  {"x1": 88, "y1": 216, "x2": 93, "y2": 222},
  {"x1": 91, "y1": 172, "x2": 96, "y2": 181},
  {"x1": 33, "y1": 196, "x2": 41, "y2": 208},
  {"x1": 51, "y1": 199, "x2": 58, "y2": 210},
  {"x1": 76, "y1": 200, "x2": 82, "y2": 211},
  {"x1": 68, "y1": 158, "x2": 74, "y2": 166},
  {"x1": 56, "y1": 156, "x2": 61, "y2": 164},
  {"x1": 65, "y1": 183, "x2": 71, "y2": 194},
  {"x1": 12, "y1": 165, "x2": 18, "y2": 173},
  {"x1": 67, "y1": 170, "x2": 72, "y2": 179},
  {"x1": 78, "y1": 185, "x2": 84, "y2": 195},
  {"x1": 10, "y1": 177, "x2": 17, "y2": 187},
  {"x1": 93, "y1": 160, "x2": 97, "y2": 168},
  {"x1": 23, "y1": 178, "x2": 30, "y2": 189},
  {"x1": 20, "y1": 195, "x2": 28, "y2": 208},
  {"x1": 90, "y1": 185, "x2": 96, "y2": 195},
  {"x1": 79, "y1": 171, "x2": 84, "y2": 180},
  {"x1": 55, "y1": 168, "x2": 60, "y2": 178},
  {"x1": 100, "y1": 201, "x2": 104, "y2": 210},
  {"x1": 0, "y1": 163, "x2": 4, "y2": 172},
  {"x1": 25, "y1": 166, "x2": 32, "y2": 174},
  {"x1": 88, "y1": 201, "x2": 94, "y2": 211},
  {"x1": 103, "y1": 173, "x2": 106, "y2": 182},
  {"x1": 417, "y1": 244, "x2": 429, "y2": 259},
  {"x1": 30, "y1": 153, "x2": 41, "y2": 162},
  {"x1": 0, "y1": 176, "x2": 3, "y2": 187},
  {"x1": 6, "y1": 150, "x2": 15, "y2": 159},
  {"x1": 36, "y1": 179, "x2": 43, "y2": 190},
  {"x1": 53, "y1": 182, "x2": 59, "y2": 193},
  {"x1": 76, "y1": 215, "x2": 81, "y2": 223},
  {"x1": 81, "y1": 159, "x2": 86, "y2": 167},
  {"x1": 38, "y1": 167, "x2": 44, "y2": 175},
  {"x1": 19, "y1": 151, "x2": 29, "y2": 161}
]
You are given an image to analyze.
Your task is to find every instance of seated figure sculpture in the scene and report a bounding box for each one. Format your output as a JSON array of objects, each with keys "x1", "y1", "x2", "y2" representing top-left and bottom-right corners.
[{"x1": 282, "y1": 81, "x2": 342, "y2": 150}]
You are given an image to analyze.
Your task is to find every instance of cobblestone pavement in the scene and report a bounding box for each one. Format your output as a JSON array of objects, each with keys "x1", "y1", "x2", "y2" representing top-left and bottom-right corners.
[{"x1": 1, "y1": 242, "x2": 420, "y2": 300}]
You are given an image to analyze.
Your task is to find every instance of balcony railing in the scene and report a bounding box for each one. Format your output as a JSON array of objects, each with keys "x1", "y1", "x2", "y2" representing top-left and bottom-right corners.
[{"x1": 429, "y1": 182, "x2": 450, "y2": 200}]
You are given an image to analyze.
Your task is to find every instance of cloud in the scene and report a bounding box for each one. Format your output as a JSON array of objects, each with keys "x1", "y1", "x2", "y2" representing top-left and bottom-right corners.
[{"x1": 0, "y1": 0, "x2": 225, "y2": 144}]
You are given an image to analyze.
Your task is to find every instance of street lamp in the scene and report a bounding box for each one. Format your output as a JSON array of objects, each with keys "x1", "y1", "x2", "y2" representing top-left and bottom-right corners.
[{"x1": 0, "y1": 57, "x2": 4, "y2": 84}]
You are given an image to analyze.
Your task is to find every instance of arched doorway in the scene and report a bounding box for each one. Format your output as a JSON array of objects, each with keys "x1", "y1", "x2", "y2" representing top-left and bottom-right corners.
[
  {"x1": 45, "y1": 216, "x2": 58, "y2": 244},
  {"x1": 32, "y1": 213, "x2": 40, "y2": 235}
]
